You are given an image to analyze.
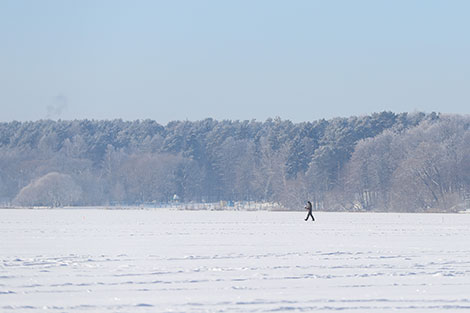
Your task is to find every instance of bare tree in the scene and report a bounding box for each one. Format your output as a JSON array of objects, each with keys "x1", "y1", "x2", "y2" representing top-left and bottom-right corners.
[
  {"x1": 390, "y1": 116, "x2": 468, "y2": 211},
  {"x1": 254, "y1": 137, "x2": 289, "y2": 202},
  {"x1": 344, "y1": 131, "x2": 397, "y2": 211},
  {"x1": 120, "y1": 153, "x2": 187, "y2": 203},
  {"x1": 13, "y1": 172, "x2": 82, "y2": 207}
]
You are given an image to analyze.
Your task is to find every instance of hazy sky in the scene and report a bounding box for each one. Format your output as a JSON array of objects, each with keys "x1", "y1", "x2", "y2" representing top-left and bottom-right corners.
[{"x1": 1, "y1": 0, "x2": 469, "y2": 124}]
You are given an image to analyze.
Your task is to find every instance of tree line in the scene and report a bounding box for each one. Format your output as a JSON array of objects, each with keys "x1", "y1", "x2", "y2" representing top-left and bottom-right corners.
[{"x1": 0, "y1": 112, "x2": 468, "y2": 212}]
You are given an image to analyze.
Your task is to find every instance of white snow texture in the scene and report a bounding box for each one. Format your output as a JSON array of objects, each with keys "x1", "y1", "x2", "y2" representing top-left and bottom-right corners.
[{"x1": 1, "y1": 209, "x2": 470, "y2": 312}]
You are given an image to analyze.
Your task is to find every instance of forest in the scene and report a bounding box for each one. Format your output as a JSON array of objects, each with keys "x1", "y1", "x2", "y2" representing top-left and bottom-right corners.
[{"x1": 0, "y1": 111, "x2": 469, "y2": 212}]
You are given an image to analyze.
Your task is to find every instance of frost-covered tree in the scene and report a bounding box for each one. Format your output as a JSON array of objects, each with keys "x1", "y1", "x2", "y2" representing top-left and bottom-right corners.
[
  {"x1": 13, "y1": 172, "x2": 82, "y2": 207},
  {"x1": 1, "y1": 112, "x2": 467, "y2": 211}
]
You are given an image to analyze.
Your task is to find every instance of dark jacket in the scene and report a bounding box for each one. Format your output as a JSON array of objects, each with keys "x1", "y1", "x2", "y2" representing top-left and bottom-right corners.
[{"x1": 305, "y1": 201, "x2": 312, "y2": 211}]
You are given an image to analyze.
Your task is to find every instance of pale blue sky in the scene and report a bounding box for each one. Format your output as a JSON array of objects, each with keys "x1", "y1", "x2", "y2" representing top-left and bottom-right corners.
[{"x1": 1, "y1": 0, "x2": 469, "y2": 123}]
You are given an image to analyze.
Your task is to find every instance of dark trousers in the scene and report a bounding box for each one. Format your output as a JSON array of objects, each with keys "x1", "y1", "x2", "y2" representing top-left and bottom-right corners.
[{"x1": 305, "y1": 211, "x2": 315, "y2": 221}]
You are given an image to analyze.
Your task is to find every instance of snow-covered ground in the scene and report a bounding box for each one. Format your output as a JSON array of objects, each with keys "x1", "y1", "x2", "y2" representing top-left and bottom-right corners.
[{"x1": 1, "y1": 209, "x2": 470, "y2": 312}]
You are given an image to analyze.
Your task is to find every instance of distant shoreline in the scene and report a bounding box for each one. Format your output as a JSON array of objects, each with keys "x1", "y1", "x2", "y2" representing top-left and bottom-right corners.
[{"x1": 2, "y1": 206, "x2": 469, "y2": 214}]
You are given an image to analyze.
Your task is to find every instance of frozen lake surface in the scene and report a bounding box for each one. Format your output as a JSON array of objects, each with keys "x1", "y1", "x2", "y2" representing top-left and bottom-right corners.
[{"x1": 1, "y1": 209, "x2": 470, "y2": 312}]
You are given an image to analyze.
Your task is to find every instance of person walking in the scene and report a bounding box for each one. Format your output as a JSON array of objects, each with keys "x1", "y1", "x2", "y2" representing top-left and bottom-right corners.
[{"x1": 304, "y1": 201, "x2": 315, "y2": 221}]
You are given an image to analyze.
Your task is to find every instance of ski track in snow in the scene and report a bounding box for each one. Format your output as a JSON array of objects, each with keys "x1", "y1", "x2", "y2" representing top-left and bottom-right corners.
[{"x1": 1, "y1": 209, "x2": 470, "y2": 312}]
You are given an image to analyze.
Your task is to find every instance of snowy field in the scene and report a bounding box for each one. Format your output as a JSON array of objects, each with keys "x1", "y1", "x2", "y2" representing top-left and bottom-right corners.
[{"x1": 1, "y1": 209, "x2": 470, "y2": 312}]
